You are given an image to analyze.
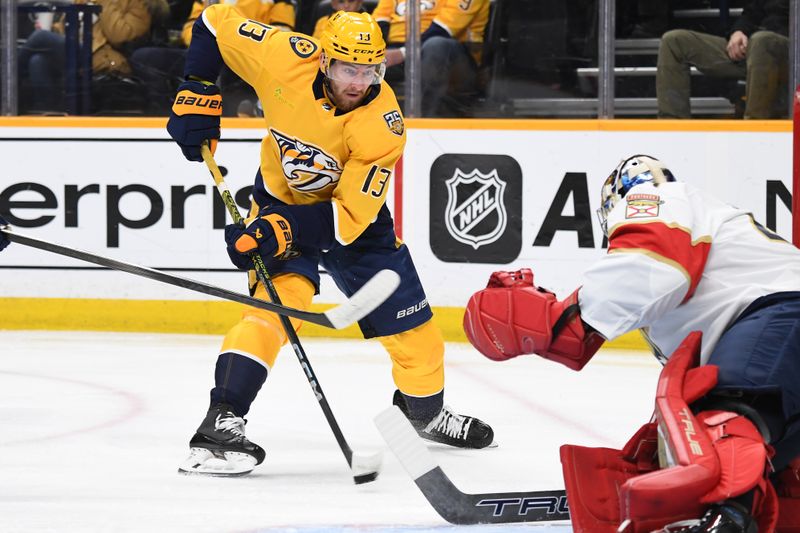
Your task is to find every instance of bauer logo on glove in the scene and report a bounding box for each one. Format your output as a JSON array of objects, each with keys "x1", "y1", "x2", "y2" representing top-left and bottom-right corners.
[
  {"x1": 166, "y1": 79, "x2": 223, "y2": 162},
  {"x1": 172, "y1": 91, "x2": 223, "y2": 116},
  {"x1": 224, "y1": 206, "x2": 300, "y2": 270}
]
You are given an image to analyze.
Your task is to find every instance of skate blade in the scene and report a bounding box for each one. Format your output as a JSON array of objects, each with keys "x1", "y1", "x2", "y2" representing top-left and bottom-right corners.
[
  {"x1": 177, "y1": 447, "x2": 257, "y2": 477},
  {"x1": 420, "y1": 436, "x2": 499, "y2": 450}
]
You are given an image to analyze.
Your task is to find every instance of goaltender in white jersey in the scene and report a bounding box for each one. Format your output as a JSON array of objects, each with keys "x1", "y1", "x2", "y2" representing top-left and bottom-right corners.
[
  {"x1": 580, "y1": 178, "x2": 800, "y2": 362},
  {"x1": 464, "y1": 155, "x2": 800, "y2": 533}
]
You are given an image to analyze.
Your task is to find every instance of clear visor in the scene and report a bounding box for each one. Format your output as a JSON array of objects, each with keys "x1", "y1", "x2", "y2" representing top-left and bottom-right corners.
[{"x1": 326, "y1": 58, "x2": 386, "y2": 86}]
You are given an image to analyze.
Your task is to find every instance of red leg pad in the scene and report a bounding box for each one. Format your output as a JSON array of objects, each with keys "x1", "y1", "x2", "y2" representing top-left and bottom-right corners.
[
  {"x1": 560, "y1": 444, "x2": 638, "y2": 533},
  {"x1": 560, "y1": 423, "x2": 660, "y2": 533}
]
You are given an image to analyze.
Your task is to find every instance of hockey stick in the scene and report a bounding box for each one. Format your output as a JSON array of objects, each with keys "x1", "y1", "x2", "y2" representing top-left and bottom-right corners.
[
  {"x1": 0, "y1": 225, "x2": 398, "y2": 330},
  {"x1": 375, "y1": 406, "x2": 571, "y2": 524},
  {"x1": 201, "y1": 144, "x2": 383, "y2": 484}
]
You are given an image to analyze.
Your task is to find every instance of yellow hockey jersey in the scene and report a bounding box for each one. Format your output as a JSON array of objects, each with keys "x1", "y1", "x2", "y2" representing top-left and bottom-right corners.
[
  {"x1": 181, "y1": 0, "x2": 296, "y2": 46},
  {"x1": 372, "y1": 0, "x2": 489, "y2": 49},
  {"x1": 200, "y1": 4, "x2": 406, "y2": 245}
]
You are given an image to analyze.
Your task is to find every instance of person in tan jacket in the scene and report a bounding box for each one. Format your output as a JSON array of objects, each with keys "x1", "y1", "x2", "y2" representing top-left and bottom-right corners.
[
  {"x1": 91, "y1": 0, "x2": 169, "y2": 76},
  {"x1": 18, "y1": 0, "x2": 168, "y2": 113}
]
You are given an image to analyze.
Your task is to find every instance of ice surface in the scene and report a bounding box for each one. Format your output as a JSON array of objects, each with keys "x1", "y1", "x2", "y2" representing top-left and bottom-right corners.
[{"x1": 0, "y1": 330, "x2": 661, "y2": 532}]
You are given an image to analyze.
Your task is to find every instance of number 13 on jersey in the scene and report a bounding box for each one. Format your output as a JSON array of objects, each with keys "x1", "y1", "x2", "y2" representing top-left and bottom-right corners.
[{"x1": 362, "y1": 165, "x2": 392, "y2": 198}]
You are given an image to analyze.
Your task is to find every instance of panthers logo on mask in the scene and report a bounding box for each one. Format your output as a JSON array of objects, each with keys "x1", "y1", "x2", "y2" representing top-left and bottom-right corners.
[{"x1": 270, "y1": 129, "x2": 343, "y2": 192}]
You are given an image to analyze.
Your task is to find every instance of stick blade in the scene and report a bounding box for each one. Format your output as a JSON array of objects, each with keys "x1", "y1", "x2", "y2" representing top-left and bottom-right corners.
[
  {"x1": 374, "y1": 406, "x2": 437, "y2": 480},
  {"x1": 324, "y1": 269, "x2": 400, "y2": 329},
  {"x1": 351, "y1": 450, "x2": 383, "y2": 484},
  {"x1": 376, "y1": 406, "x2": 571, "y2": 525}
]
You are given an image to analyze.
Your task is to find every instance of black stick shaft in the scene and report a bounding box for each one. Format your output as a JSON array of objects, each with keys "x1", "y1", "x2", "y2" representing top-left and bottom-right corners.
[
  {"x1": 201, "y1": 145, "x2": 358, "y2": 468},
  {"x1": 0, "y1": 228, "x2": 338, "y2": 327}
]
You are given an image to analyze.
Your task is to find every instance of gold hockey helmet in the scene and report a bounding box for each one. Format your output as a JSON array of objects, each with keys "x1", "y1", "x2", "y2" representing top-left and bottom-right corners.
[{"x1": 320, "y1": 10, "x2": 386, "y2": 84}]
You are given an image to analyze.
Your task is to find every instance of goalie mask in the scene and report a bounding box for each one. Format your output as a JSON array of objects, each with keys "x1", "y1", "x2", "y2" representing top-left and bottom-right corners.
[
  {"x1": 320, "y1": 10, "x2": 386, "y2": 86},
  {"x1": 597, "y1": 154, "x2": 676, "y2": 236}
]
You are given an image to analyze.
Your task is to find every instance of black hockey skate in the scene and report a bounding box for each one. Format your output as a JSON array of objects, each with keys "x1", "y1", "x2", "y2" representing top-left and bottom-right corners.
[
  {"x1": 657, "y1": 502, "x2": 757, "y2": 533},
  {"x1": 178, "y1": 403, "x2": 266, "y2": 476},
  {"x1": 393, "y1": 390, "x2": 495, "y2": 449}
]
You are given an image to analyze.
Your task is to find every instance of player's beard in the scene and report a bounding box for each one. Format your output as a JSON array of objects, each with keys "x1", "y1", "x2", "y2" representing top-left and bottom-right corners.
[{"x1": 326, "y1": 79, "x2": 370, "y2": 112}]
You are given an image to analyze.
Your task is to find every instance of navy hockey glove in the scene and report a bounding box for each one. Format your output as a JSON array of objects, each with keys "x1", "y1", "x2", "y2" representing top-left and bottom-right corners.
[
  {"x1": 167, "y1": 80, "x2": 222, "y2": 162},
  {"x1": 224, "y1": 206, "x2": 299, "y2": 269},
  {"x1": 0, "y1": 215, "x2": 9, "y2": 252}
]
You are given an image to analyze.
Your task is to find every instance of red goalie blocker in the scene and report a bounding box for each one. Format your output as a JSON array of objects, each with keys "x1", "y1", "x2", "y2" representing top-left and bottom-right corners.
[
  {"x1": 463, "y1": 269, "x2": 604, "y2": 370},
  {"x1": 560, "y1": 332, "x2": 778, "y2": 533}
]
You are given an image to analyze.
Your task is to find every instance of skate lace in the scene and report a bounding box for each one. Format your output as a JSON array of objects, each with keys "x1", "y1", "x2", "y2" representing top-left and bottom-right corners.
[
  {"x1": 424, "y1": 406, "x2": 473, "y2": 440},
  {"x1": 215, "y1": 414, "x2": 246, "y2": 438}
]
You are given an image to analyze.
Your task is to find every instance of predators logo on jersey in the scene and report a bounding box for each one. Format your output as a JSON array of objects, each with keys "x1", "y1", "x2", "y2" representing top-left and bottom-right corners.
[{"x1": 270, "y1": 128, "x2": 343, "y2": 192}]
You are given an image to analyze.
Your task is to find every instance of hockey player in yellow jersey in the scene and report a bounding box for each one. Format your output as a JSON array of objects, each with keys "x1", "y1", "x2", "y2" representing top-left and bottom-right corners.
[
  {"x1": 185, "y1": 0, "x2": 297, "y2": 116},
  {"x1": 166, "y1": 7, "x2": 494, "y2": 475}
]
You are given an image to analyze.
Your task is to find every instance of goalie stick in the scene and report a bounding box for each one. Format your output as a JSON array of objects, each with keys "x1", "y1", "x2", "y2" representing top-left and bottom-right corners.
[
  {"x1": 375, "y1": 406, "x2": 571, "y2": 525},
  {"x1": 0, "y1": 226, "x2": 399, "y2": 330}
]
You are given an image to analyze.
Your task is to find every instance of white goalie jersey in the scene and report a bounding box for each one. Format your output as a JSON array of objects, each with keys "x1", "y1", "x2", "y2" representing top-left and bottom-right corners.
[{"x1": 578, "y1": 180, "x2": 800, "y2": 362}]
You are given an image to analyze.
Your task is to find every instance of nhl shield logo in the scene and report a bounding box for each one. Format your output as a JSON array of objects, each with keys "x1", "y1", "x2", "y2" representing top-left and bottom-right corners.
[{"x1": 444, "y1": 168, "x2": 507, "y2": 249}]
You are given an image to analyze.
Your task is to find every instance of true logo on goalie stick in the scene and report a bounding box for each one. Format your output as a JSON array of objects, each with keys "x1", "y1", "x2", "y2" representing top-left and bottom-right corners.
[{"x1": 476, "y1": 495, "x2": 570, "y2": 517}]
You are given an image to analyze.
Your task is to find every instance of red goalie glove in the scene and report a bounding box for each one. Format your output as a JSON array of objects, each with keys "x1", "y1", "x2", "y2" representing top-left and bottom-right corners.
[{"x1": 463, "y1": 269, "x2": 604, "y2": 370}]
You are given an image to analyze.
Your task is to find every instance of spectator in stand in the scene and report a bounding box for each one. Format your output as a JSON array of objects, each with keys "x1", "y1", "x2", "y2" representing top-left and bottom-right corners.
[
  {"x1": 129, "y1": 0, "x2": 196, "y2": 115},
  {"x1": 18, "y1": 0, "x2": 169, "y2": 114},
  {"x1": 18, "y1": 12, "x2": 67, "y2": 112},
  {"x1": 311, "y1": 0, "x2": 364, "y2": 39},
  {"x1": 373, "y1": 0, "x2": 489, "y2": 117},
  {"x1": 618, "y1": 0, "x2": 670, "y2": 38},
  {"x1": 656, "y1": 0, "x2": 789, "y2": 119},
  {"x1": 131, "y1": 0, "x2": 295, "y2": 116}
]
